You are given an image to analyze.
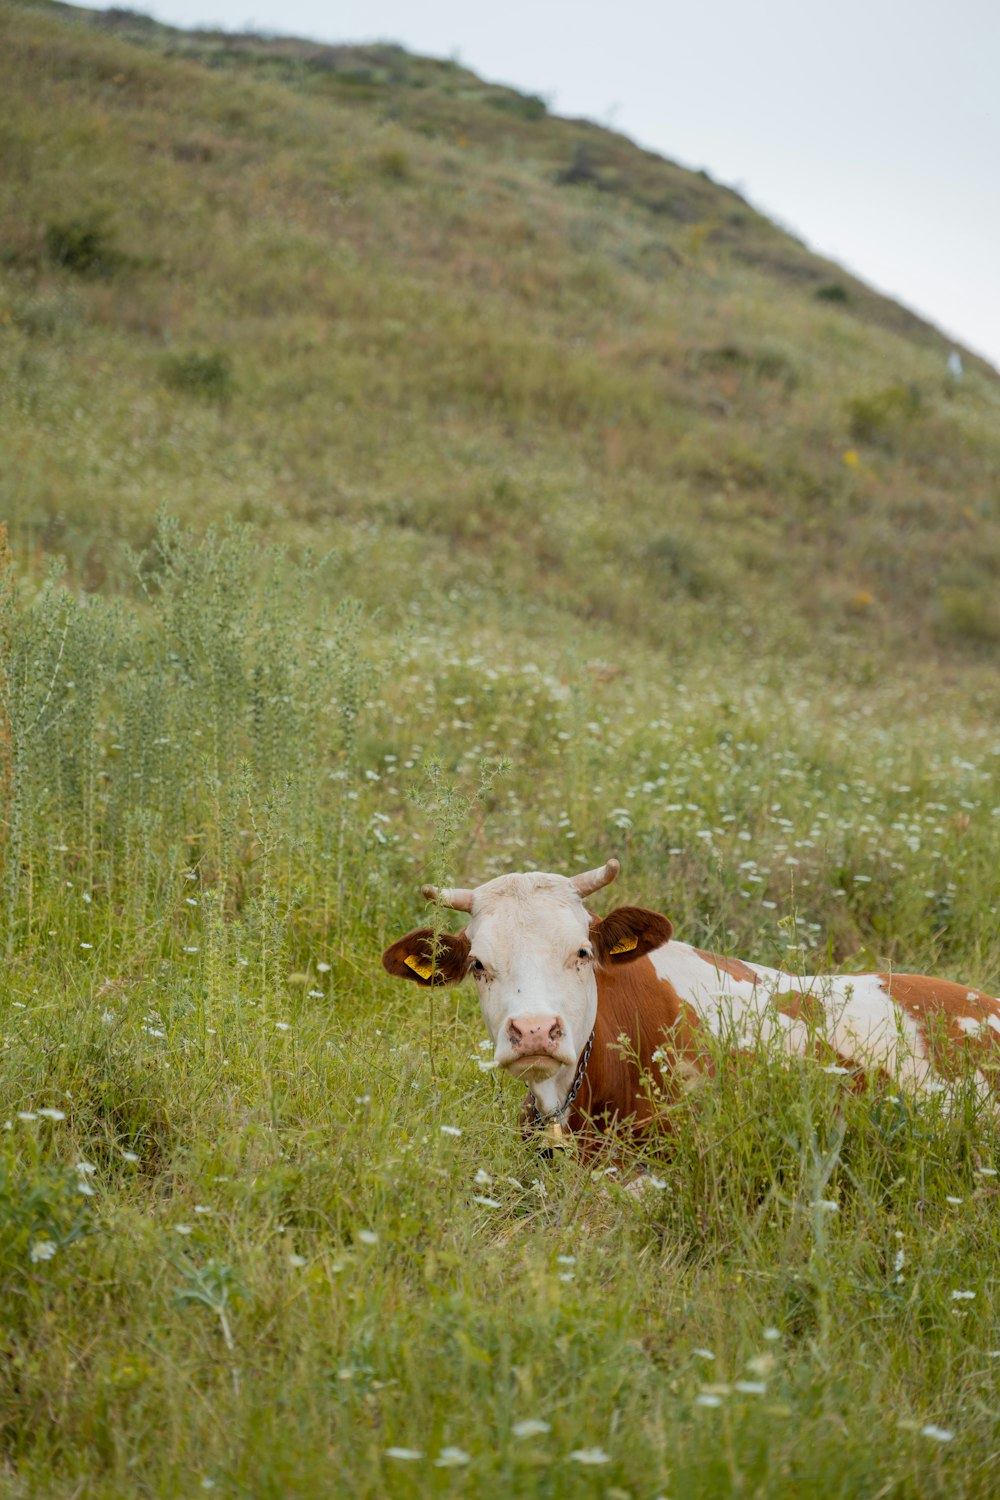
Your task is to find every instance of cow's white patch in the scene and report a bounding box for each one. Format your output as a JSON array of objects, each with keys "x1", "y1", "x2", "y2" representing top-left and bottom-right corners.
[{"x1": 651, "y1": 944, "x2": 954, "y2": 1093}]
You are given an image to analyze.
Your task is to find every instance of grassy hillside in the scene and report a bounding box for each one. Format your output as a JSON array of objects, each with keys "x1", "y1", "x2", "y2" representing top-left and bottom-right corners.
[
  {"x1": 1, "y1": 4, "x2": 999, "y2": 1497},
  {"x1": 3, "y1": 0, "x2": 1000, "y2": 662}
]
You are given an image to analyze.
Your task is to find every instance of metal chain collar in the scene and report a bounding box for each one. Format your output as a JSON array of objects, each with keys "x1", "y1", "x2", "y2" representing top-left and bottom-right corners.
[{"x1": 527, "y1": 1027, "x2": 595, "y2": 1129}]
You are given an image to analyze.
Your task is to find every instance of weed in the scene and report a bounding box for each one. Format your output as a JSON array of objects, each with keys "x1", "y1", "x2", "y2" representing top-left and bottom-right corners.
[
  {"x1": 375, "y1": 145, "x2": 411, "y2": 181},
  {"x1": 44, "y1": 215, "x2": 121, "y2": 277},
  {"x1": 847, "y1": 383, "x2": 924, "y2": 445},
  {"x1": 161, "y1": 349, "x2": 235, "y2": 401}
]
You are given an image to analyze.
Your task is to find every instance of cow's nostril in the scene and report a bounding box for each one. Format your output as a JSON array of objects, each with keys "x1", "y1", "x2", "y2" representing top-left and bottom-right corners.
[
  {"x1": 507, "y1": 1020, "x2": 523, "y2": 1044},
  {"x1": 548, "y1": 1021, "x2": 564, "y2": 1042}
]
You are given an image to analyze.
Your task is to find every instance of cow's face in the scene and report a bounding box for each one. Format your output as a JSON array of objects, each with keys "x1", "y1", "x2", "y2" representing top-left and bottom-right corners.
[{"x1": 383, "y1": 862, "x2": 672, "y2": 1117}]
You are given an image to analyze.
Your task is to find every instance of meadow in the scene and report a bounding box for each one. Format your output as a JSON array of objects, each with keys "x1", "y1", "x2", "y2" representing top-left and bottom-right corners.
[{"x1": 2, "y1": 3, "x2": 1000, "y2": 1496}]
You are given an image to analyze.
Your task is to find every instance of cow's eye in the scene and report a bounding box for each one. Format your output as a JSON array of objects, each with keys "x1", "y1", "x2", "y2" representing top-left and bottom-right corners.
[
  {"x1": 470, "y1": 957, "x2": 485, "y2": 976},
  {"x1": 577, "y1": 948, "x2": 592, "y2": 961}
]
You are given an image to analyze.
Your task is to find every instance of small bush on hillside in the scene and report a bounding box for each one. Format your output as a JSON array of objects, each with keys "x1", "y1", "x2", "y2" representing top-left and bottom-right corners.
[
  {"x1": 645, "y1": 530, "x2": 713, "y2": 599},
  {"x1": 162, "y1": 350, "x2": 235, "y2": 401},
  {"x1": 934, "y1": 586, "x2": 1000, "y2": 650},
  {"x1": 816, "y1": 282, "x2": 849, "y2": 303},
  {"x1": 376, "y1": 146, "x2": 411, "y2": 181},
  {"x1": 556, "y1": 143, "x2": 600, "y2": 187},
  {"x1": 847, "y1": 384, "x2": 923, "y2": 446},
  {"x1": 487, "y1": 90, "x2": 547, "y2": 121},
  {"x1": 45, "y1": 215, "x2": 121, "y2": 277}
]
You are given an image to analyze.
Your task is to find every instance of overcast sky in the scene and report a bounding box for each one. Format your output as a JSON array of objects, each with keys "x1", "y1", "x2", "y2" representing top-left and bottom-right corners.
[{"x1": 72, "y1": 0, "x2": 1000, "y2": 370}]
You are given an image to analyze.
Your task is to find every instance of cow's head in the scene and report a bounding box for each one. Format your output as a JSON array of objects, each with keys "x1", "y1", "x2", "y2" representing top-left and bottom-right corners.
[{"x1": 382, "y1": 860, "x2": 672, "y2": 1118}]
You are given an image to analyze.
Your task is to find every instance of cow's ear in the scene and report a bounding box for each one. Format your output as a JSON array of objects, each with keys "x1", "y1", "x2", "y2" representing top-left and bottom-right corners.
[
  {"x1": 591, "y1": 906, "x2": 672, "y2": 966},
  {"x1": 382, "y1": 927, "x2": 470, "y2": 986}
]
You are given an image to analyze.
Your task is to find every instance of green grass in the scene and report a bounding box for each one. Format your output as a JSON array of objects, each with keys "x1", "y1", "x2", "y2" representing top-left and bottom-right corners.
[
  {"x1": 1, "y1": 3, "x2": 1000, "y2": 1494},
  {"x1": 1, "y1": 518, "x2": 999, "y2": 1496}
]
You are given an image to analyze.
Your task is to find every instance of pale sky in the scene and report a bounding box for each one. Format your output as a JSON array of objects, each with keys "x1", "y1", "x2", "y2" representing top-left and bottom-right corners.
[{"x1": 71, "y1": 0, "x2": 1000, "y2": 370}]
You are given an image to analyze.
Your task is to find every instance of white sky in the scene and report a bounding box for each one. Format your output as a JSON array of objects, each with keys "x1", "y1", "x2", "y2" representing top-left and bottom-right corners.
[{"x1": 70, "y1": 0, "x2": 1000, "y2": 370}]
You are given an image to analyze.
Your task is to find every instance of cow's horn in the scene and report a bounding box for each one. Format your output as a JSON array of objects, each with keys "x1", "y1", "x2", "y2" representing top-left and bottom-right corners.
[
  {"x1": 422, "y1": 884, "x2": 475, "y2": 912},
  {"x1": 570, "y1": 858, "x2": 621, "y2": 897}
]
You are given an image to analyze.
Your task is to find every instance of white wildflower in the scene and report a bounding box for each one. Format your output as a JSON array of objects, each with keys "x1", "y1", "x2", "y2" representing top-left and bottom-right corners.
[
  {"x1": 30, "y1": 1240, "x2": 57, "y2": 1263},
  {"x1": 357, "y1": 1229, "x2": 378, "y2": 1246},
  {"x1": 385, "y1": 1447, "x2": 423, "y2": 1461},
  {"x1": 569, "y1": 1448, "x2": 610, "y2": 1465},
  {"x1": 921, "y1": 1424, "x2": 954, "y2": 1442},
  {"x1": 288, "y1": 1254, "x2": 307, "y2": 1268},
  {"x1": 440, "y1": 1125, "x2": 462, "y2": 1137},
  {"x1": 434, "y1": 1448, "x2": 470, "y2": 1468},
  {"x1": 693, "y1": 1348, "x2": 716, "y2": 1361},
  {"x1": 473, "y1": 1196, "x2": 501, "y2": 1209},
  {"x1": 511, "y1": 1419, "x2": 551, "y2": 1438},
  {"x1": 473, "y1": 1168, "x2": 492, "y2": 1187},
  {"x1": 37, "y1": 1108, "x2": 66, "y2": 1121},
  {"x1": 75, "y1": 1161, "x2": 97, "y2": 1175},
  {"x1": 951, "y1": 1289, "x2": 975, "y2": 1300},
  {"x1": 695, "y1": 1393, "x2": 722, "y2": 1408}
]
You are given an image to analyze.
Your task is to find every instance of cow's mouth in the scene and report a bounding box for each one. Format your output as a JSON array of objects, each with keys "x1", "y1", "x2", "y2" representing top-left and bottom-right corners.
[{"x1": 504, "y1": 1053, "x2": 567, "y2": 1082}]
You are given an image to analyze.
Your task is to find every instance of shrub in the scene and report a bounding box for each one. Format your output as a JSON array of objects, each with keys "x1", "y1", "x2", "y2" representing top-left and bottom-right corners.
[
  {"x1": 45, "y1": 215, "x2": 121, "y2": 277},
  {"x1": 934, "y1": 586, "x2": 1000, "y2": 649},
  {"x1": 816, "y1": 282, "x2": 849, "y2": 303},
  {"x1": 487, "y1": 90, "x2": 547, "y2": 121},
  {"x1": 644, "y1": 530, "x2": 713, "y2": 599},
  {"x1": 161, "y1": 350, "x2": 235, "y2": 401},
  {"x1": 556, "y1": 143, "x2": 600, "y2": 187},
  {"x1": 847, "y1": 384, "x2": 923, "y2": 446},
  {"x1": 376, "y1": 146, "x2": 410, "y2": 181}
]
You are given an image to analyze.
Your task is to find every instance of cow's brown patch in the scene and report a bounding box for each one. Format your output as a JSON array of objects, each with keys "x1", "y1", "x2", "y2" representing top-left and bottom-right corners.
[
  {"x1": 692, "y1": 947, "x2": 760, "y2": 985},
  {"x1": 562, "y1": 956, "x2": 710, "y2": 1152},
  {"x1": 879, "y1": 973, "x2": 1000, "y2": 1091},
  {"x1": 770, "y1": 988, "x2": 824, "y2": 1024}
]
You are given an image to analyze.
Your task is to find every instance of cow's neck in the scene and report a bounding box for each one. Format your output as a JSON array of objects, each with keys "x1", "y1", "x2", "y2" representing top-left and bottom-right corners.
[{"x1": 569, "y1": 953, "x2": 687, "y2": 1133}]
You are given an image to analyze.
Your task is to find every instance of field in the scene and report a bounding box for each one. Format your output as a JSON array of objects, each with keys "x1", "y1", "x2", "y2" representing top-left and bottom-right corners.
[{"x1": 2, "y1": 3, "x2": 1000, "y2": 1496}]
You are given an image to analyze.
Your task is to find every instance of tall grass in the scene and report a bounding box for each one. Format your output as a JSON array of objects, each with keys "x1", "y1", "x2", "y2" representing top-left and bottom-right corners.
[{"x1": 1, "y1": 520, "x2": 998, "y2": 1496}]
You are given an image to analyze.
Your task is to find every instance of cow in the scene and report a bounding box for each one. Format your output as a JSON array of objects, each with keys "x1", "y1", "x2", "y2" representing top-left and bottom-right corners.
[{"x1": 382, "y1": 859, "x2": 1000, "y2": 1149}]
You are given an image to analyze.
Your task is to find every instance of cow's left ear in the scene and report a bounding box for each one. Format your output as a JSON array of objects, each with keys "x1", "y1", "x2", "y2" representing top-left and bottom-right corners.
[
  {"x1": 382, "y1": 927, "x2": 471, "y2": 986},
  {"x1": 591, "y1": 906, "x2": 673, "y2": 966}
]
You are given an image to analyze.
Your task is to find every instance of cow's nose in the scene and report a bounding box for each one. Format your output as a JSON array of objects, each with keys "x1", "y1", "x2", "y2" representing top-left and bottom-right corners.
[{"x1": 506, "y1": 1015, "x2": 565, "y2": 1053}]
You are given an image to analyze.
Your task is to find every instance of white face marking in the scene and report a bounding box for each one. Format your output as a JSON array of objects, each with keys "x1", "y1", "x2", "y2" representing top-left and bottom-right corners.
[{"x1": 461, "y1": 872, "x2": 599, "y2": 1111}]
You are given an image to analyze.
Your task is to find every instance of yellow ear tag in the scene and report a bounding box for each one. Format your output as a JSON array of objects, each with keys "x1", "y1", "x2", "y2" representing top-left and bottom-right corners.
[
  {"x1": 404, "y1": 954, "x2": 434, "y2": 980},
  {"x1": 608, "y1": 934, "x2": 638, "y2": 955}
]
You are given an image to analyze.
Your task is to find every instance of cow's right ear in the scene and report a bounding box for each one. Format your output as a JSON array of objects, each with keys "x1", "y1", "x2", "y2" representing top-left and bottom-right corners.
[{"x1": 382, "y1": 928, "x2": 471, "y2": 986}]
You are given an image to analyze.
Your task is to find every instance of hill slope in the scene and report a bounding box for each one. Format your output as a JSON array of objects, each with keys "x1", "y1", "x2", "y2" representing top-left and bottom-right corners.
[{"x1": 2, "y1": 0, "x2": 1000, "y2": 666}]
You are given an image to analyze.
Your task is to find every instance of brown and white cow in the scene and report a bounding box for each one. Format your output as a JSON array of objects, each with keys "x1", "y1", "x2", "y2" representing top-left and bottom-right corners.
[{"x1": 382, "y1": 859, "x2": 1000, "y2": 1145}]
